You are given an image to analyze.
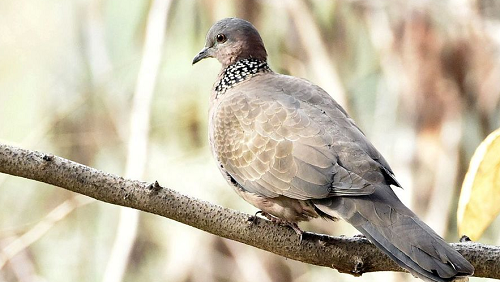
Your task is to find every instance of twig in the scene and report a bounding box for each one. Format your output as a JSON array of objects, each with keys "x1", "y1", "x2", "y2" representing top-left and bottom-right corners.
[
  {"x1": 0, "y1": 195, "x2": 94, "y2": 269},
  {"x1": 286, "y1": 0, "x2": 348, "y2": 108}
]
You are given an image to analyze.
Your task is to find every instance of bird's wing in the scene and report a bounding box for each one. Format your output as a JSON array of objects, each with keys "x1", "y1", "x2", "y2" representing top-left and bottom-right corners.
[
  {"x1": 275, "y1": 75, "x2": 402, "y2": 188},
  {"x1": 212, "y1": 74, "x2": 391, "y2": 200}
]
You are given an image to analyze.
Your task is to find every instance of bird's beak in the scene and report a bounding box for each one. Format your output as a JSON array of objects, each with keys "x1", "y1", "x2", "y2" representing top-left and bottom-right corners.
[{"x1": 192, "y1": 47, "x2": 211, "y2": 65}]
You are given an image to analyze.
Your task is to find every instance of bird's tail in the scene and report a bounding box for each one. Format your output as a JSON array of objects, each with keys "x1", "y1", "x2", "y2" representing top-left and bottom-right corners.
[{"x1": 313, "y1": 187, "x2": 474, "y2": 282}]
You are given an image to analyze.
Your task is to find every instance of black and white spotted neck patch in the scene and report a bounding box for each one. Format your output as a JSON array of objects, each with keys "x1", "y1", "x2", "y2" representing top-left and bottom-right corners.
[{"x1": 214, "y1": 58, "x2": 272, "y2": 94}]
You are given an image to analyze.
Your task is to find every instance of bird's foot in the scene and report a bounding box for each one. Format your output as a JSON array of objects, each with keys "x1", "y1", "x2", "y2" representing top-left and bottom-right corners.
[
  {"x1": 288, "y1": 222, "x2": 304, "y2": 243},
  {"x1": 247, "y1": 211, "x2": 265, "y2": 225},
  {"x1": 255, "y1": 211, "x2": 275, "y2": 221},
  {"x1": 254, "y1": 211, "x2": 304, "y2": 243}
]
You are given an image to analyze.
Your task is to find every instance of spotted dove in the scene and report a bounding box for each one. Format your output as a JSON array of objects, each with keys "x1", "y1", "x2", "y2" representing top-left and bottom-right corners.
[{"x1": 192, "y1": 18, "x2": 474, "y2": 282}]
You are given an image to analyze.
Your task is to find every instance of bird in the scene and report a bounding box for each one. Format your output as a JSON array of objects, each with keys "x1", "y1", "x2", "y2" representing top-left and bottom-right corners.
[{"x1": 192, "y1": 17, "x2": 474, "y2": 282}]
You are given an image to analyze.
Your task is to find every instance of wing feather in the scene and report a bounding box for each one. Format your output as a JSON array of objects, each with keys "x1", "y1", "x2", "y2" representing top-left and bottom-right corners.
[{"x1": 212, "y1": 74, "x2": 394, "y2": 200}]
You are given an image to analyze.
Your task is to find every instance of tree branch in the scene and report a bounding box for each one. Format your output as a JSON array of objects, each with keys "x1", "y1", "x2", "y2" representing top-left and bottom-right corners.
[{"x1": 0, "y1": 143, "x2": 499, "y2": 279}]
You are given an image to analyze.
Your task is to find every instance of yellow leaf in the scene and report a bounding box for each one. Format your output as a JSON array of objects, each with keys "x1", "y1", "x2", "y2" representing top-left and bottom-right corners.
[{"x1": 457, "y1": 128, "x2": 500, "y2": 240}]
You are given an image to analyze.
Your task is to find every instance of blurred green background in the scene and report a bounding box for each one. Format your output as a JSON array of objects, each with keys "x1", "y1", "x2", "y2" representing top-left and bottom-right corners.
[{"x1": 1, "y1": 0, "x2": 499, "y2": 281}]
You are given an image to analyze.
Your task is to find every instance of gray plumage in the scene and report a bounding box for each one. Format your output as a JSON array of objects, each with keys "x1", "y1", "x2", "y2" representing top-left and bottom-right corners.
[{"x1": 193, "y1": 17, "x2": 474, "y2": 282}]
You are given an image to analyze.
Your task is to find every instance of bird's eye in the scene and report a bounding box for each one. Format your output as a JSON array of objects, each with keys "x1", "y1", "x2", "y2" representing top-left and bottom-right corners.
[{"x1": 216, "y1": 33, "x2": 227, "y2": 43}]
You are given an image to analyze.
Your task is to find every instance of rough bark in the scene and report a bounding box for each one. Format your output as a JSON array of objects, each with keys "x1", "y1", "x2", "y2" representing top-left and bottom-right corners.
[{"x1": 0, "y1": 143, "x2": 499, "y2": 279}]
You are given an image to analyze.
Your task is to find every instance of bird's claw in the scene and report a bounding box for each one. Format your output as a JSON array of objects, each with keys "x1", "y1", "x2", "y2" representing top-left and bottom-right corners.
[
  {"x1": 253, "y1": 211, "x2": 304, "y2": 244},
  {"x1": 247, "y1": 211, "x2": 266, "y2": 225},
  {"x1": 288, "y1": 222, "x2": 304, "y2": 244}
]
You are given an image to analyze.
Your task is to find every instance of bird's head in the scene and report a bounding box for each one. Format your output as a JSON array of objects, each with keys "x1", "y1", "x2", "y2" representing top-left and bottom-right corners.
[{"x1": 192, "y1": 18, "x2": 267, "y2": 68}]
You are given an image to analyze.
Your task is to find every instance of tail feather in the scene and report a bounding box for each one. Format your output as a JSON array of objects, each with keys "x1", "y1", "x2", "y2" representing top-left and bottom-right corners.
[
  {"x1": 357, "y1": 218, "x2": 456, "y2": 282},
  {"x1": 314, "y1": 187, "x2": 474, "y2": 282}
]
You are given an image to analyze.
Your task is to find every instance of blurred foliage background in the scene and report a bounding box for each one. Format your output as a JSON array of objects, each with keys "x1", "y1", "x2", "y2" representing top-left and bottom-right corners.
[{"x1": 1, "y1": 0, "x2": 500, "y2": 281}]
